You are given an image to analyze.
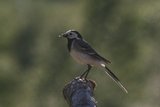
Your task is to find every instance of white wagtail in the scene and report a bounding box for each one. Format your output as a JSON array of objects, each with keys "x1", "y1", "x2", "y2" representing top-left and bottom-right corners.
[{"x1": 59, "y1": 30, "x2": 128, "y2": 93}]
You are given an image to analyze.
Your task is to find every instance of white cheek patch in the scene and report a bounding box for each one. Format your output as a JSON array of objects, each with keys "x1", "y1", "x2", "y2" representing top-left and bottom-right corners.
[
  {"x1": 68, "y1": 33, "x2": 79, "y2": 39},
  {"x1": 69, "y1": 35, "x2": 77, "y2": 39}
]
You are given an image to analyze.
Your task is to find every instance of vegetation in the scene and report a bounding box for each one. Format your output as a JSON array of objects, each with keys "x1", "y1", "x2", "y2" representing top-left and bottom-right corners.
[{"x1": 0, "y1": 0, "x2": 160, "y2": 107}]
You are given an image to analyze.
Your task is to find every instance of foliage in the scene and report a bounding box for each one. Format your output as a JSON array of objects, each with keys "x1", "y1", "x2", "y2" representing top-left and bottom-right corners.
[{"x1": 0, "y1": 0, "x2": 160, "y2": 107}]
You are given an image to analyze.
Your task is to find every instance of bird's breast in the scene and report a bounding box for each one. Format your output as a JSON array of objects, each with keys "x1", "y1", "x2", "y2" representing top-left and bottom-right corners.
[
  {"x1": 70, "y1": 49, "x2": 104, "y2": 67},
  {"x1": 70, "y1": 49, "x2": 87, "y2": 64}
]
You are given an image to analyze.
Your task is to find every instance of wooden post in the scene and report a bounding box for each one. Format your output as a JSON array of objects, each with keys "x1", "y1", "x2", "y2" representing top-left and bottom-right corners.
[{"x1": 63, "y1": 77, "x2": 97, "y2": 107}]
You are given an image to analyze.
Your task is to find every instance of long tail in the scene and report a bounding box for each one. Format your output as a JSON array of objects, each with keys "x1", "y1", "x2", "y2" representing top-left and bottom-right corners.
[{"x1": 102, "y1": 64, "x2": 128, "y2": 93}]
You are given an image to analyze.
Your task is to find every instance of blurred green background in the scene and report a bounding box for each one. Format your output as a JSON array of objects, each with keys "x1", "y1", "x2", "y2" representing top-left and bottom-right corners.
[{"x1": 0, "y1": 0, "x2": 160, "y2": 107}]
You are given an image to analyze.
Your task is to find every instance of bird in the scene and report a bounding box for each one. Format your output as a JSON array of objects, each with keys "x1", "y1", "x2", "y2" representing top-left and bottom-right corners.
[{"x1": 59, "y1": 30, "x2": 128, "y2": 93}]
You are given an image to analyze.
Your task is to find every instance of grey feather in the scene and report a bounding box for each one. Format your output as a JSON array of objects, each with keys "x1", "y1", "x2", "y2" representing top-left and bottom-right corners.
[{"x1": 73, "y1": 39, "x2": 111, "y2": 64}]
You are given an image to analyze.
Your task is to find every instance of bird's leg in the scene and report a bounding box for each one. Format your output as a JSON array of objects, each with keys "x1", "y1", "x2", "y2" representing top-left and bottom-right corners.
[
  {"x1": 84, "y1": 65, "x2": 92, "y2": 79},
  {"x1": 80, "y1": 64, "x2": 92, "y2": 79}
]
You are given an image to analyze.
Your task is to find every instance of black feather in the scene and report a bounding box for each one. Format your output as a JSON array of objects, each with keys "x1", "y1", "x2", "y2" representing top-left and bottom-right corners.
[
  {"x1": 104, "y1": 66, "x2": 128, "y2": 93},
  {"x1": 74, "y1": 39, "x2": 111, "y2": 64},
  {"x1": 67, "y1": 38, "x2": 74, "y2": 52}
]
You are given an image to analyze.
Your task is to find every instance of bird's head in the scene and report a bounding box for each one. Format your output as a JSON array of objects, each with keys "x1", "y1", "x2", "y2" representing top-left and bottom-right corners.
[{"x1": 59, "y1": 30, "x2": 82, "y2": 39}]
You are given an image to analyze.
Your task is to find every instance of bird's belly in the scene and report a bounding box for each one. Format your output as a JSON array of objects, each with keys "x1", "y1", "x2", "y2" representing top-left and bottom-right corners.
[{"x1": 70, "y1": 50, "x2": 101, "y2": 66}]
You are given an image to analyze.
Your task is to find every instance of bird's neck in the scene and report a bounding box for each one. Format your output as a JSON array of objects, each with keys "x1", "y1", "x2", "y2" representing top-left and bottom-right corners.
[{"x1": 67, "y1": 38, "x2": 74, "y2": 52}]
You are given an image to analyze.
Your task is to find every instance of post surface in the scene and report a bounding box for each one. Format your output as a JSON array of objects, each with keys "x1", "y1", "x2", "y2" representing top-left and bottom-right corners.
[{"x1": 63, "y1": 77, "x2": 97, "y2": 107}]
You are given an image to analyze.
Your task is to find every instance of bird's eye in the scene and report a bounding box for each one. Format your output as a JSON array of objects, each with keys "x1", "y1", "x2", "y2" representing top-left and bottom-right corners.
[{"x1": 69, "y1": 33, "x2": 72, "y2": 35}]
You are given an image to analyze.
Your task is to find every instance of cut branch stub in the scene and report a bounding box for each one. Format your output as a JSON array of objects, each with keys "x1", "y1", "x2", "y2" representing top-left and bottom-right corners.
[{"x1": 63, "y1": 77, "x2": 97, "y2": 107}]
